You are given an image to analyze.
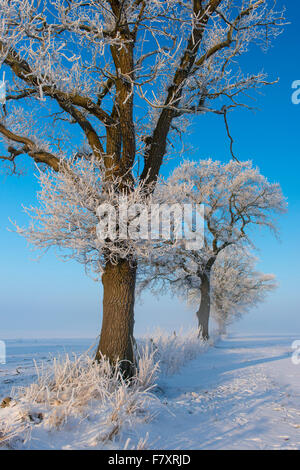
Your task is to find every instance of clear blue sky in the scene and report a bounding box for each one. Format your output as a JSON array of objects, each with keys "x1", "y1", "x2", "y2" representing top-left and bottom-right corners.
[{"x1": 0, "y1": 0, "x2": 299, "y2": 339}]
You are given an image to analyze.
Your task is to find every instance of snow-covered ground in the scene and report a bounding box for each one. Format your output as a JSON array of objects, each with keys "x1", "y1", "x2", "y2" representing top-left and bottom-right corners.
[
  {"x1": 0, "y1": 334, "x2": 299, "y2": 450},
  {"x1": 152, "y1": 335, "x2": 300, "y2": 449},
  {"x1": 0, "y1": 339, "x2": 93, "y2": 399}
]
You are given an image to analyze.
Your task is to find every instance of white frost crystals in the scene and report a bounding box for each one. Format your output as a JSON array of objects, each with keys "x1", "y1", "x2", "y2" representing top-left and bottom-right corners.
[
  {"x1": 96, "y1": 197, "x2": 204, "y2": 250},
  {"x1": 14, "y1": 157, "x2": 159, "y2": 274},
  {"x1": 0, "y1": 330, "x2": 207, "y2": 450},
  {"x1": 0, "y1": 72, "x2": 6, "y2": 105},
  {"x1": 14, "y1": 157, "x2": 206, "y2": 276},
  {"x1": 14, "y1": 158, "x2": 286, "y2": 279}
]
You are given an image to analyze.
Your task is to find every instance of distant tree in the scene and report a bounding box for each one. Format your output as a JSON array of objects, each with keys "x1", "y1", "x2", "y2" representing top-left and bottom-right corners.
[
  {"x1": 190, "y1": 246, "x2": 277, "y2": 335},
  {"x1": 139, "y1": 159, "x2": 286, "y2": 339},
  {"x1": 0, "y1": 0, "x2": 285, "y2": 375}
]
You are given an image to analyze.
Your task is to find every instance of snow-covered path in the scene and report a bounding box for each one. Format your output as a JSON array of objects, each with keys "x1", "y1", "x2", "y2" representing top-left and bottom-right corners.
[{"x1": 149, "y1": 335, "x2": 300, "y2": 449}]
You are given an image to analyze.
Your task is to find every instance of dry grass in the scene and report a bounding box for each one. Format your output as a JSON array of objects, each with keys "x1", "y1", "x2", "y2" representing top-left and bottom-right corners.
[
  {"x1": 138, "y1": 329, "x2": 208, "y2": 376},
  {"x1": 0, "y1": 330, "x2": 207, "y2": 449}
]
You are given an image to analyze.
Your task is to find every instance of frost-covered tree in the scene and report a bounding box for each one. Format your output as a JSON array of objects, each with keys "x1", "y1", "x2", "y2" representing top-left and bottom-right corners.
[
  {"x1": 0, "y1": 0, "x2": 285, "y2": 374},
  {"x1": 191, "y1": 246, "x2": 277, "y2": 335},
  {"x1": 140, "y1": 159, "x2": 286, "y2": 339},
  {"x1": 17, "y1": 158, "x2": 160, "y2": 272}
]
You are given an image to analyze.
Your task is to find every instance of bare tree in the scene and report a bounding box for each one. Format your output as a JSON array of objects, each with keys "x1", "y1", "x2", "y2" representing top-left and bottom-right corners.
[
  {"x1": 139, "y1": 159, "x2": 286, "y2": 339},
  {"x1": 0, "y1": 0, "x2": 285, "y2": 375}
]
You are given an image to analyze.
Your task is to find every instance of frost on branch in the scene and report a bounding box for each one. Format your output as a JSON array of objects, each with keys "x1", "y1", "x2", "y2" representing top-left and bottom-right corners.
[
  {"x1": 0, "y1": 1, "x2": 286, "y2": 175},
  {"x1": 142, "y1": 158, "x2": 287, "y2": 271},
  {"x1": 162, "y1": 158, "x2": 286, "y2": 247},
  {"x1": 183, "y1": 245, "x2": 278, "y2": 332},
  {"x1": 138, "y1": 159, "x2": 286, "y2": 335},
  {"x1": 14, "y1": 157, "x2": 164, "y2": 276},
  {"x1": 209, "y1": 246, "x2": 277, "y2": 332}
]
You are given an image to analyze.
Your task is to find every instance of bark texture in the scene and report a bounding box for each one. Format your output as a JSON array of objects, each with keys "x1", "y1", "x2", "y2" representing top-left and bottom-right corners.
[
  {"x1": 197, "y1": 273, "x2": 211, "y2": 340},
  {"x1": 95, "y1": 259, "x2": 137, "y2": 378}
]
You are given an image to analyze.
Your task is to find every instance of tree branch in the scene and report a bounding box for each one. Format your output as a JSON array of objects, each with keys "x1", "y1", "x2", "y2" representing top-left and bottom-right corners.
[
  {"x1": 1, "y1": 42, "x2": 114, "y2": 127},
  {"x1": 0, "y1": 122, "x2": 62, "y2": 172},
  {"x1": 140, "y1": 0, "x2": 222, "y2": 183}
]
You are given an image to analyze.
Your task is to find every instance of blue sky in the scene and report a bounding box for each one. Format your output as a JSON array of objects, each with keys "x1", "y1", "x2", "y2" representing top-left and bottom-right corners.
[{"x1": 0, "y1": 0, "x2": 299, "y2": 339}]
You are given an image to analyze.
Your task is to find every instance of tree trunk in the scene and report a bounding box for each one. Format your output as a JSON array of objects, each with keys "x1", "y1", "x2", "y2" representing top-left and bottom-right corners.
[
  {"x1": 95, "y1": 258, "x2": 137, "y2": 378},
  {"x1": 197, "y1": 273, "x2": 211, "y2": 340}
]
